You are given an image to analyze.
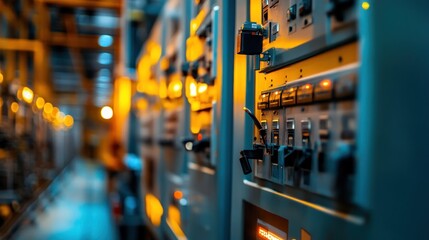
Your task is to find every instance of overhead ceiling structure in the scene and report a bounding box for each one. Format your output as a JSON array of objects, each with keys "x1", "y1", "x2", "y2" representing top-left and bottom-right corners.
[
  {"x1": 0, "y1": 0, "x2": 165, "y2": 108},
  {"x1": 34, "y1": 0, "x2": 123, "y2": 107}
]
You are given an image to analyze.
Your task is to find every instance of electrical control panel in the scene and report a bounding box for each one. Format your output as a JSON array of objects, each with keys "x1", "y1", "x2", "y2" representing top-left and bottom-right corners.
[
  {"x1": 252, "y1": 64, "x2": 358, "y2": 201},
  {"x1": 236, "y1": 0, "x2": 364, "y2": 239},
  {"x1": 184, "y1": 0, "x2": 219, "y2": 168}
]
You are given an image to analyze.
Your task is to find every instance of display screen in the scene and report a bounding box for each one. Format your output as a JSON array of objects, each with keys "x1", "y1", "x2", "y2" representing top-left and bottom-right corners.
[
  {"x1": 257, "y1": 220, "x2": 287, "y2": 240},
  {"x1": 243, "y1": 201, "x2": 289, "y2": 240}
]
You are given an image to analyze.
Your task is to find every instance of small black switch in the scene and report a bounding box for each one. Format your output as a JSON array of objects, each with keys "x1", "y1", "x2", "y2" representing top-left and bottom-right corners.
[
  {"x1": 298, "y1": 149, "x2": 312, "y2": 171},
  {"x1": 284, "y1": 148, "x2": 303, "y2": 167},
  {"x1": 240, "y1": 156, "x2": 252, "y2": 175},
  {"x1": 239, "y1": 147, "x2": 265, "y2": 175},
  {"x1": 335, "y1": 154, "x2": 355, "y2": 201}
]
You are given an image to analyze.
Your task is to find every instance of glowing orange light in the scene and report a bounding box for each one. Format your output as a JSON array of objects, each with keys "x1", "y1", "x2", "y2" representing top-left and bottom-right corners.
[
  {"x1": 147, "y1": 42, "x2": 162, "y2": 64},
  {"x1": 305, "y1": 84, "x2": 311, "y2": 90},
  {"x1": 136, "y1": 81, "x2": 145, "y2": 92},
  {"x1": 167, "y1": 75, "x2": 183, "y2": 99},
  {"x1": 186, "y1": 36, "x2": 204, "y2": 61},
  {"x1": 22, "y1": 87, "x2": 34, "y2": 104},
  {"x1": 11, "y1": 102, "x2": 19, "y2": 113},
  {"x1": 197, "y1": 83, "x2": 208, "y2": 94},
  {"x1": 173, "y1": 83, "x2": 181, "y2": 92},
  {"x1": 51, "y1": 107, "x2": 59, "y2": 118},
  {"x1": 64, "y1": 115, "x2": 74, "y2": 128},
  {"x1": 16, "y1": 88, "x2": 23, "y2": 100},
  {"x1": 190, "y1": 82, "x2": 197, "y2": 97},
  {"x1": 197, "y1": 133, "x2": 203, "y2": 141},
  {"x1": 321, "y1": 79, "x2": 332, "y2": 87},
  {"x1": 290, "y1": 88, "x2": 294, "y2": 92},
  {"x1": 257, "y1": 226, "x2": 284, "y2": 240},
  {"x1": 0, "y1": 72, "x2": 3, "y2": 83},
  {"x1": 262, "y1": 94, "x2": 266, "y2": 98},
  {"x1": 36, "y1": 97, "x2": 45, "y2": 109},
  {"x1": 145, "y1": 194, "x2": 163, "y2": 227},
  {"x1": 44, "y1": 102, "x2": 53, "y2": 114},
  {"x1": 159, "y1": 78, "x2": 168, "y2": 99},
  {"x1": 173, "y1": 191, "x2": 183, "y2": 200}
]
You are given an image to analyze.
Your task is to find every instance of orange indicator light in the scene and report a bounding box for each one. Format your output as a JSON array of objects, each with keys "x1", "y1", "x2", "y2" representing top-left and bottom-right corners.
[
  {"x1": 173, "y1": 191, "x2": 183, "y2": 200},
  {"x1": 197, "y1": 133, "x2": 203, "y2": 141},
  {"x1": 321, "y1": 79, "x2": 332, "y2": 87},
  {"x1": 257, "y1": 226, "x2": 284, "y2": 240}
]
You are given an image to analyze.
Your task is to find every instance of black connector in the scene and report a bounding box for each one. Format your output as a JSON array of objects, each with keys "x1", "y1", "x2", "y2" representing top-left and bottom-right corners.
[
  {"x1": 243, "y1": 107, "x2": 268, "y2": 149},
  {"x1": 240, "y1": 155, "x2": 252, "y2": 175}
]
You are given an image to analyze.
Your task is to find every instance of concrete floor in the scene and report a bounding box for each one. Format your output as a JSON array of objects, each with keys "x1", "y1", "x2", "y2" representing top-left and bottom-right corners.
[{"x1": 13, "y1": 159, "x2": 118, "y2": 240}]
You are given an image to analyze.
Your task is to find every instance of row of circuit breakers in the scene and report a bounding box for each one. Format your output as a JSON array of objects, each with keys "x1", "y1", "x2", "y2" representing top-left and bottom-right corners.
[{"x1": 240, "y1": 66, "x2": 357, "y2": 202}]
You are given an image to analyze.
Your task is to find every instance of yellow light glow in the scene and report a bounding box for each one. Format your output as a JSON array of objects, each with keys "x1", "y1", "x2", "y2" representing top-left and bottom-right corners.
[
  {"x1": 190, "y1": 112, "x2": 202, "y2": 134},
  {"x1": 0, "y1": 72, "x2": 3, "y2": 84},
  {"x1": 22, "y1": 87, "x2": 34, "y2": 103},
  {"x1": 275, "y1": 91, "x2": 279, "y2": 95},
  {"x1": 321, "y1": 79, "x2": 332, "y2": 87},
  {"x1": 0, "y1": 98, "x2": 3, "y2": 107},
  {"x1": 44, "y1": 102, "x2": 53, "y2": 114},
  {"x1": 0, "y1": 205, "x2": 11, "y2": 218},
  {"x1": 191, "y1": 22, "x2": 198, "y2": 33},
  {"x1": 137, "y1": 55, "x2": 151, "y2": 83},
  {"x1": 197, "y1": 83, "x2": 208, "y2": 94},
  {"x1": 190, "y1": 9, "x2": 207, "y2": 36},
  {"x1": 190, "y1": 82, "x2": 197, "y2": 97},
  {"x1": 190, "y1": 101, "x2": 201, "y2": 111},
  {"x1": 148, "y1": 79, "x2": 160, "y2": 96},
  {"x1": 167, "y1": 206, "x2": 186, "y2": 239},
  {"x1": 145, "y1": 194, "x2": 163, "y2": 227},
  {"x1": 101, "y1": 106, "x2": 113, "y2": 120},
  {"x1": 305, "y1": 84, "x2": 311, "y2": 90},
  {"x1": 167, "y1": 76, "x2": 183, "y2": 99},
  {"x1": 257, "y1": 226, "x2": 283, "y2": 240},
  {"x1": 16, "y1": 88, "x2": 23, "y2": 101},
  {"x1": 135, "y1": 99, "x2": 148, "y2": 111},
  {"x1": 136, "y1": 81, "x2": 145, "y2": 93},
  {"x1": 362, "y1": 2, "x2": 370, "y2": 10},
  {"x1": 56, "y1": 111, "x2": 65, "y2": 122},
  {"x1": 42, "y1": 111, "x2": 48, "y2": 119},
  {"x1": 148, "y1": 42, "x2": 162, "y2": 64},
  {"x1": 173, "y1": 83, "x2": 181, "y2": 92},
  {"x1": 113, "y1": 76, "x2": 131, "y2": 141},
  {"x1": 51, "y1": 107, "x2": 59, "y2": 118},
  {"x1": 185, "y1": 76, "x2": 198, "y2": 100},
  {"x1": 159, "y1": 77, "x2": 168, "y2": 99},
  {"x1": 160, "y1": 58, "x2": 170, "y2": 71},
  {"x1": 36, "y1": 97, "x2": 45, "y2": 109},
  {"x1": 11, "y1": 102, "x2": 19, "y2": 113},
  {"x1": 186, "y1": 36, "x2": 204, "y2": 61},
  {"x1": 64, "y1": 115, "x2": 74, "y2": 127}
]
